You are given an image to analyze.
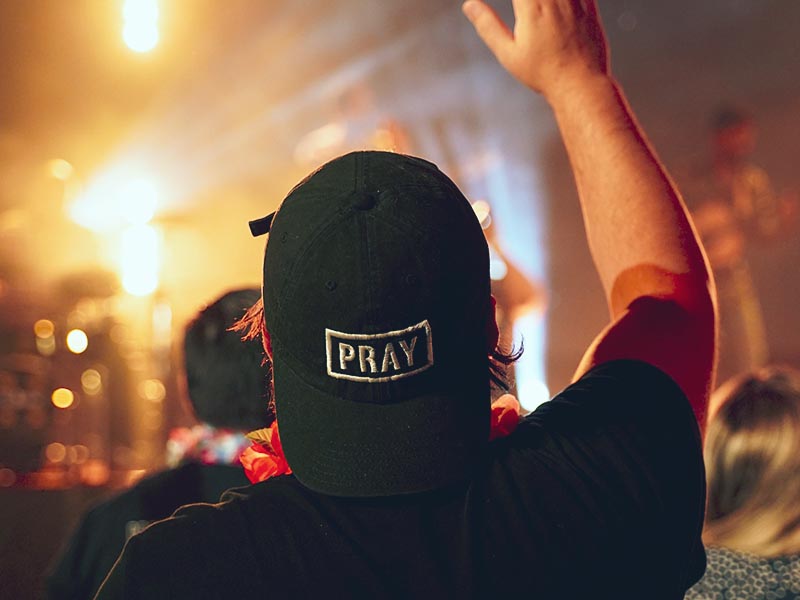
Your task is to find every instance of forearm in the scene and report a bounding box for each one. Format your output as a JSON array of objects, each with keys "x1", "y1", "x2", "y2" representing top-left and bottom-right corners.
[{"x1": 548, "y1": 73, "x2": 713, "y2": 317}]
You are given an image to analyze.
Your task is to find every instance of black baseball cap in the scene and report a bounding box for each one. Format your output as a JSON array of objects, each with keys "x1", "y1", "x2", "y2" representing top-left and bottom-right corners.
[{"x1": 251, "y1": 151, "x2": 491, "y2": 497}]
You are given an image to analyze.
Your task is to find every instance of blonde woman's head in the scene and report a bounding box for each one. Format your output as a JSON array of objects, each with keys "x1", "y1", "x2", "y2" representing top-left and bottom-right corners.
[{"x1": 704, "y1": 366, "x2": 800, "y2": 557}]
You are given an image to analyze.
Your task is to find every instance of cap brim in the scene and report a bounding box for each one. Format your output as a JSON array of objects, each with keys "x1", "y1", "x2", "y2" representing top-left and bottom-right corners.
[{"x1": 271, "y1": 338, "x2": 489, "y2": 498}]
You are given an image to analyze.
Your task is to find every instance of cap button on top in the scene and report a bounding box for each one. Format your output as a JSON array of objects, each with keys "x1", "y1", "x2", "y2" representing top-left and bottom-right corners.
[{"x1": 353, "y1": 191, "x2": 377, "y2": 211}]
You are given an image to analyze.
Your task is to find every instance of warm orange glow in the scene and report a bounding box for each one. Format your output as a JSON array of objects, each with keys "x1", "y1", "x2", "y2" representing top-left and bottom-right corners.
[
  {"x1": 51, "y1": 388, "x2": 75, "y2": 409},
  {"x1": 80, "y1": 459, "x2": 111, "y2": 487},
  {"x1": 68, "y1": 170, "x2": 161, "y2": 232},
  {"x1": 34, "y1": 319, "x2": 55, "y2": 339},
  {"x1": 66, "y1": 329, "x2": 89, "y2": 354},
  {"x1": 45, "y1": 442, "x2": 67, "y2": 463}
]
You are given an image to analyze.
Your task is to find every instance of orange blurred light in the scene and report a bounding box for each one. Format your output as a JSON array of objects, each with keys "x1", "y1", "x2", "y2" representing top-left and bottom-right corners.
[
  {"x1": 34, "y1": 319, "x2": 55, "y2": 339},
  {"x1": 36, "y1": 336, "x2": 56, "y2": 356},
  {"x1": 81, "y1": 369, "x2": 103, "y2": 395},
  {"x1": 66, "y1": 329, "x2": 89, "y2": 353},
  {"x1": 45, "y1": 442, "x2": 67, "y2": 463},
  {"x1": 0, "y1": 468, "x2": 16, "y2": 487},
  {"x1": 51, "y1": 388, "x2": 75, "y2": 409},
  {"x1": 139, "y1": 378, "x2": 166, "y2": 403},
  {"x1": 80, "y1": 459, "x2": 111, "y2": 487},
  {"x1": 69, "y1": 445, "x2": 90, "y2": 465}
]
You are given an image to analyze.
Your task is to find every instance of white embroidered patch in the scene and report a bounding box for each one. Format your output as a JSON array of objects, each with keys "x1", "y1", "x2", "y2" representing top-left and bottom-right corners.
[{"x1": 325, "y1": 320, "x2": 434, "y2": 382}]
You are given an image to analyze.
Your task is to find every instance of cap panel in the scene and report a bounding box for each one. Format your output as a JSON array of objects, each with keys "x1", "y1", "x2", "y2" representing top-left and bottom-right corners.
[
  {"x1": 272, "y1": 336, "x2": 489, "y2": 497},
  {"x1": 260, "y1": 151, "x2": 493, "y2": 496}
]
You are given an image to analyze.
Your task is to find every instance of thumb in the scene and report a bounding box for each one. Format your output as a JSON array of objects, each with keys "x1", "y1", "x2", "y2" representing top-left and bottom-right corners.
[{"x1": 462, "y1": 1, "x2": 515, "y2": 68}]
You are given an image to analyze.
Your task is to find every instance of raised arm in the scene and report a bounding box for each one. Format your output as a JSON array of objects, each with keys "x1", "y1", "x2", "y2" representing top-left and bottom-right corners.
[{"x1": 463, "y1": 0, "x2": 716, "y2": 425}]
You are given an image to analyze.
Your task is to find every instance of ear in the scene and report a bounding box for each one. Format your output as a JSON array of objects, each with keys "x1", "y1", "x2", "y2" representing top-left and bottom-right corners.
[{"x1": 486, "y1": 295, "x2": 500, "y2": 352}]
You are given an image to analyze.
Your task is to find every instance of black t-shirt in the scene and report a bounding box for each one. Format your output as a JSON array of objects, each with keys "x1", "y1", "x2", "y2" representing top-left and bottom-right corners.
[
  {"x1": 95, "y1": 360, "x2": 706, "y2": 599},
  {"x1": 47, "y1": 463, "x2": 249, "y2": 600}
]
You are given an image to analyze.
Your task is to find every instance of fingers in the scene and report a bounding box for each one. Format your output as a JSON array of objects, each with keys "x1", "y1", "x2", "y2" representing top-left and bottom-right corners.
[{"x1": 462, "y1": 1, "x2": 515, "y2": 68}]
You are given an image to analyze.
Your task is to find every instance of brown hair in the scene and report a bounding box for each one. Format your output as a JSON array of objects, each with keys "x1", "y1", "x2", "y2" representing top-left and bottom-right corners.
[{"x1": 703, "y1": 366, "x2": 800, "y2": 557}]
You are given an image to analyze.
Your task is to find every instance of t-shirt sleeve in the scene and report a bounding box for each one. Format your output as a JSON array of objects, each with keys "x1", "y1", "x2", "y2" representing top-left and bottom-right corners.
[
  {"x1": 501, "y1": 359, "x2": 706, "y2": 592},
  {"x1": 93, "y1": 501, "x2": 265, "y2": 599},
  {"x1": 47, "y1": 510, "x2": 95, "y2": 600}
]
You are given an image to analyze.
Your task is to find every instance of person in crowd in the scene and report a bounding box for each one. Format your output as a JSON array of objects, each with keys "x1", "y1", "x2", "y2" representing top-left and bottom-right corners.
[
  {"x1": 686, "y1": 367, "x2": 800, "y2": 600},
  {"x1": 47, "y1": 289, "x2": 272, "y2": 600},
  {"x1": 684, "y1": 107, "x2": 797, "y2": 383},
  {"x1": 96, "y1": 1, "x2": 715, "y2": 597}
]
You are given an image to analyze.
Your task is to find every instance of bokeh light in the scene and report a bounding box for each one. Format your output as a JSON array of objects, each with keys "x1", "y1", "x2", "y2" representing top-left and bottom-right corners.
[
  {"x1": 139, "y1": 378, "x2": 166, "y2": 403},
  {"x1": 66, "y1": 329, "x2": 89, "y2": 354},
  {"x1": 36, "y1": 337, "x2": 56, "y2": 356},
  {"x1": 81, "y1": 369, "x2": 103, "y2": 395},
  {"x1": 45, "y1": 442, "x2": 67, "y2": 463},
  {"x1": 69, "y1": 445, "x2": 90, "y2": 465},
  {"x1": 0, "y1": 468, "x2": 16, "y2": 488},
  {"x1": 33, "y1": 319, "x2": 55, "y2": 339},
  {"x1": 51, "y1": 388, "x2": 75, "y2": 409}
]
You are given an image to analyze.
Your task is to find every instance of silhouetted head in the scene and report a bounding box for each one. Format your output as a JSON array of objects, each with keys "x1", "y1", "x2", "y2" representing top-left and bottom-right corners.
[{"x1": 183, "y1": 289, "x2": 273, "y2": 431}]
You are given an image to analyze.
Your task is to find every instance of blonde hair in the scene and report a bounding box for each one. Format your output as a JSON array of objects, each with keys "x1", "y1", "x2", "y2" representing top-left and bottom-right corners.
[{"x1": 703, "y1": 366, "x2": 800, "y2": 557}]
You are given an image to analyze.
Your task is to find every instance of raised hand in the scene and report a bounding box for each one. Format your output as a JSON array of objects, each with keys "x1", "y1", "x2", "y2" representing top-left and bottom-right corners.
[{"x1": 462, "y1": 0, "x2": 610, "y2": 99}]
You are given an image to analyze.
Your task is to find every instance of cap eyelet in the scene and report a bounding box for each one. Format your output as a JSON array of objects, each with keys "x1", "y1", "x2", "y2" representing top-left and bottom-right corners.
[{"x1": 325, "y1": 280, "x2": 338, "y2": 291}]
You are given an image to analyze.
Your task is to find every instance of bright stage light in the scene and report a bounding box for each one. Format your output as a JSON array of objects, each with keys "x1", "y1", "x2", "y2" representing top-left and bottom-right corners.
[
  {"x1": 119, "y1": 177, "x2": 158, "y2": 224},
  {"x1": 120, "y1": 224, "x2": 160, "y2": 296},
  {"x1": 66, "y1": 329, "x2": 89, "y2": 354},
  {"x1": 123, "y1": 0, "x2": 159, "y2": 53},
  {"x1": 123, "y1": 23, "x2": 159, "y2": 53},
  {"x1": 68, "y1": 171, "x2": 160, "y2": 232}
]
